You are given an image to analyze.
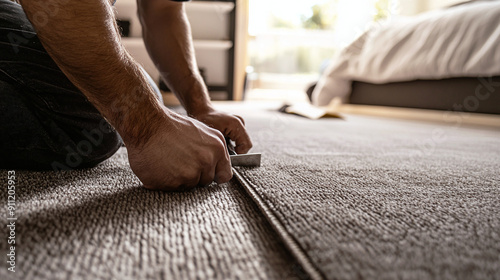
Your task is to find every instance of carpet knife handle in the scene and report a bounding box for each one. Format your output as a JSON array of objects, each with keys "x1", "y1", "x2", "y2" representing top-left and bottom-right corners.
[{"x1": 225, "y1": 137, "x2": 237, "y2": 156}]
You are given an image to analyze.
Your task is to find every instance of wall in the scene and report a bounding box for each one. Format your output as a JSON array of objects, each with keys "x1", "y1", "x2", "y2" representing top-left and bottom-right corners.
[
  {"x1": 399, "y1": 0, "x2": 468, "y2": 15},
  {"x1": 423, "y1": 0, "x2": 467, "y2": 10}
]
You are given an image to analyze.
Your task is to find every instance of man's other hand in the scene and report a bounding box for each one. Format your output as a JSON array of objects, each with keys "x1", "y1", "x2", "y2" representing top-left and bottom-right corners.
[
  {"x1": 127, "y1": 111, "x2": 233, "y2": 191},
  {"x1": 192, "y1": 109, "x2": 253, "y2": 155}
]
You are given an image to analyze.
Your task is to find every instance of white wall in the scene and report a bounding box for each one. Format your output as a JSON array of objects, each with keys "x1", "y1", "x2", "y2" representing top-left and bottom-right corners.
[
  {"x1": 423, "y1": 0, "x2": 467, "y2": 10},
  {"x1": 398, "y1": 0, "x2": 468, "y2": 15}
]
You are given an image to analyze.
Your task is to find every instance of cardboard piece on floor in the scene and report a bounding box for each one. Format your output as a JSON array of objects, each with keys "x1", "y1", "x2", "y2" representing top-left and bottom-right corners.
[{"x1": 278, "y1": 103, "x2": 343, "y2": 120}]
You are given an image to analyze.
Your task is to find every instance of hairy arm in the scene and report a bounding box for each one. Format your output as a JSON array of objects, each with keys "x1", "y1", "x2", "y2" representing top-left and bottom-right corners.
[
  {"x1": 20, "y1": 0, "x2": 163, "y2": 146},
  {"x1": 137, "y1": 0, "x2": 210, "y2": 116},
  {"x1": 19, "y1": 0, "x2": 232, "y2": 190},
  {"x1": 137, "y1": 0, "x2": 253, "y2": 153}
]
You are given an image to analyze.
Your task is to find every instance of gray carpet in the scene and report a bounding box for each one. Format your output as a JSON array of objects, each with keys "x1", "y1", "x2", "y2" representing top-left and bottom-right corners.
[
  {"x1": 0, "y1": 148, "x2": 304, "y2": 280},
  {"x1": 228, "y1": 105, "x2": 500, "y2": 280},
  {"x1": 2, "y1": 103, "x2": 500, "y2": 280}
]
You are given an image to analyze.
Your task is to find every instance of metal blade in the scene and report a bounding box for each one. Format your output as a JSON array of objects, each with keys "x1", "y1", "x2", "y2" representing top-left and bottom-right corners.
[{"x1": 230, "y1": 153, "x2": 261, "y2": 167}]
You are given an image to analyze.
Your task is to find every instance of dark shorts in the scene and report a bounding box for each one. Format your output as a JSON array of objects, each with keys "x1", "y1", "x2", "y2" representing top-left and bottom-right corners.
[{"x1": 0, "y1": 0, "x2": 160, "y2": 170}]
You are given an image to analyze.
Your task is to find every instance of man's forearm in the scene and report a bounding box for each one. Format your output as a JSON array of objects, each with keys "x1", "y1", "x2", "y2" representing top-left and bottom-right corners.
[
  {"x1": 137, "y1": 1, "x2": 253, "y2": 156},
  {"x1": 20, "y1": 0, "x2": 168, "y2": 147},
  {"x1": 138, "y1": 0, "x2": 213, "y2": 117}
]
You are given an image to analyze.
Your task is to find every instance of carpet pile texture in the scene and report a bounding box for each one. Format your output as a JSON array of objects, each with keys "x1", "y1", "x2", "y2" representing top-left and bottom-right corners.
[
  {"x1": 1, "y1": 103, "x2": 499, "y2": 280},
  {"x1": 0, "y1": 149, "x2": 303, "y2": 280},
  {"x1": 231, "y1": 106, "x2": 500, "y2": 280}
]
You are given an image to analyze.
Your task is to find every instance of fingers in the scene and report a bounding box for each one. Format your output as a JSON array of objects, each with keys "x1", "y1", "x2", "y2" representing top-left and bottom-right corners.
[
  {"x1": 232, "y1": 115, "x2": 253, "y2": 153},
  {"x1": 195, "y1": 111, "x2": 252, "y2": 154},
  {"x1": 181, "y1": 127, "x2": 231, "y2": 187},
  {"x1": 198, "y1": 165, "x2": 216, "y2": 187},
  {"x1": 194, "y1": 133, "x2": 230, "y2": 187},
  {"x1": 214, "y1": 162, "x2": 233, "y2": 184},
  {"x1": 227, "y1": 117, "x2": 253, "y2": 154},
  {"x1": 234, "y1": 135, "x2": 252, "y2": 154},
  {"x1": 235, "y1": 115, "x2": 245, "y2": 125},
  {"x1": 213, "y1": 132, "x2": 233, "y2": 183}
]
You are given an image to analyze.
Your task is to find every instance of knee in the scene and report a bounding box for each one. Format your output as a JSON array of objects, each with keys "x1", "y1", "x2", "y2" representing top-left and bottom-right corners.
[
  {"x1": 0, "y1": 80, "x2": 121, "y2": 170},
  {"x1": 50, "y1": 119, "x2": 122, "y2": 170}
]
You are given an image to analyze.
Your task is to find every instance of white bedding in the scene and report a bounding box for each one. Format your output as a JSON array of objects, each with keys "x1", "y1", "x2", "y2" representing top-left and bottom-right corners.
[{"x1": 312, "y1": 1, "x2": 500, "y2": 106}]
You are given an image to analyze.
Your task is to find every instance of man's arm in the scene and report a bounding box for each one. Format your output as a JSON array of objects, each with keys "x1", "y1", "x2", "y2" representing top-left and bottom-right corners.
[
  {"x1": 19, "y1": 0, "x2": 232, "y2": 190},
  {"x1": 137, "y1": 0, "x2": 253, "y2": 154}
]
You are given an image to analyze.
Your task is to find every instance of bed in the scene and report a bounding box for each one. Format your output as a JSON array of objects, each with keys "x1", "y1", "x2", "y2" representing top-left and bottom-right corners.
[{"x1": 311, "y1": 1, "x2": 500, "y2": 114}]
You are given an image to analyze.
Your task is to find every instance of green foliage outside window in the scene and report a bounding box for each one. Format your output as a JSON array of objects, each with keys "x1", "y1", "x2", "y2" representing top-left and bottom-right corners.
[{"x1": 374, "y1": 0, "x2": 392, "y2": 21}]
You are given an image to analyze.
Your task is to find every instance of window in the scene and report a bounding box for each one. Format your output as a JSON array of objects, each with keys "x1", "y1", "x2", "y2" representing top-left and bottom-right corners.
[{"x1": 247, "y1": 0, "x2": 397, "y2": 92}]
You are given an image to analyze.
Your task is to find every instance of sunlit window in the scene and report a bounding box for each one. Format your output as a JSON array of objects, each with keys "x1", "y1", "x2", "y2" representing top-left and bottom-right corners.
[{"x1": 247, "y1": 0, "x2": 398, "y2": 91}]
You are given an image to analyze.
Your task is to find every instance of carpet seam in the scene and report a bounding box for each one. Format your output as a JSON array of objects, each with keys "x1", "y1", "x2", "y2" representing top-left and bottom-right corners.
[{"x1": 232, "y1": 168, "x2": 325, "y2": 280}]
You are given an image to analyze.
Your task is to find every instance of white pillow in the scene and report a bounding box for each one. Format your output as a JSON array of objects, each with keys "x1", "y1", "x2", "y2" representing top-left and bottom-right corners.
[{"x1": 312, "y1": 1, "x2": 500, "y2": 106}]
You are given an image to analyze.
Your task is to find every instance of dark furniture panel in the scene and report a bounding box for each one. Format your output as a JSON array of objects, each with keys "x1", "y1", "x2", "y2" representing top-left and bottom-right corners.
[{"x1": 350, "y1": 76, "x2": 500, "y2": 115}]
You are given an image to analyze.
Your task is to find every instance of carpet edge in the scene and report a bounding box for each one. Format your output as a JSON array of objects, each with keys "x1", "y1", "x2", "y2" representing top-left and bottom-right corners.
[{"x1": 232, "y1": 168, "x2": 325, "y2": 280}]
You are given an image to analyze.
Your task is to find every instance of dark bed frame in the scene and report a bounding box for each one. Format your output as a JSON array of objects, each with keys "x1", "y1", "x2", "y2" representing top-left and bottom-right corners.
[{"x1": 350, "y1": 76, "x2": 500, "y2": 115}]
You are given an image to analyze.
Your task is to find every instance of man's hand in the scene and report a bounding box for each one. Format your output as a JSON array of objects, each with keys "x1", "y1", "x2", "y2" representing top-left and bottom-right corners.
[
  {"x1": 138, "y1": 0, "x2": 253, "y2": 155},
  {"x1": 127, "y1": 110, "x2": 232, "y2": 191},
  {"x1": 192, "y1": 109, "x2": 253, "y2": 155}
]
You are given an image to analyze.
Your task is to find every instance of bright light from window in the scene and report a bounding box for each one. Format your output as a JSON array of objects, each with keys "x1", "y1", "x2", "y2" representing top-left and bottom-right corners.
[
  {"x1": 247, "y1": 0, "x2": 398, "y2": 90},
  {"x1": 249, "y1": 0, "x2": 333, "y2": 35}
]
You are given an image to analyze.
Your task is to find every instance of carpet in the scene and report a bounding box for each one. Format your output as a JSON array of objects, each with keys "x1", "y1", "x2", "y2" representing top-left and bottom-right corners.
[
  {"x1": 229, "y1": 105, "x2": 500, "y2": 280},
  {"x1": 0, "y1": 148, "x2": 304, "y2": 280},
  {"x1": 2, "y1": 102, "x2": 499, "y2": 280}
]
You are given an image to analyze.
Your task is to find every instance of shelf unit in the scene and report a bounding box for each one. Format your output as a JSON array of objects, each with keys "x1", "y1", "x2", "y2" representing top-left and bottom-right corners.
[
  {"x1": 185, "y1": 0, "x2": 237, "y2": 100},
  {"x1": 115, "y1": 0, "x2": 243, "y2": 101}
]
